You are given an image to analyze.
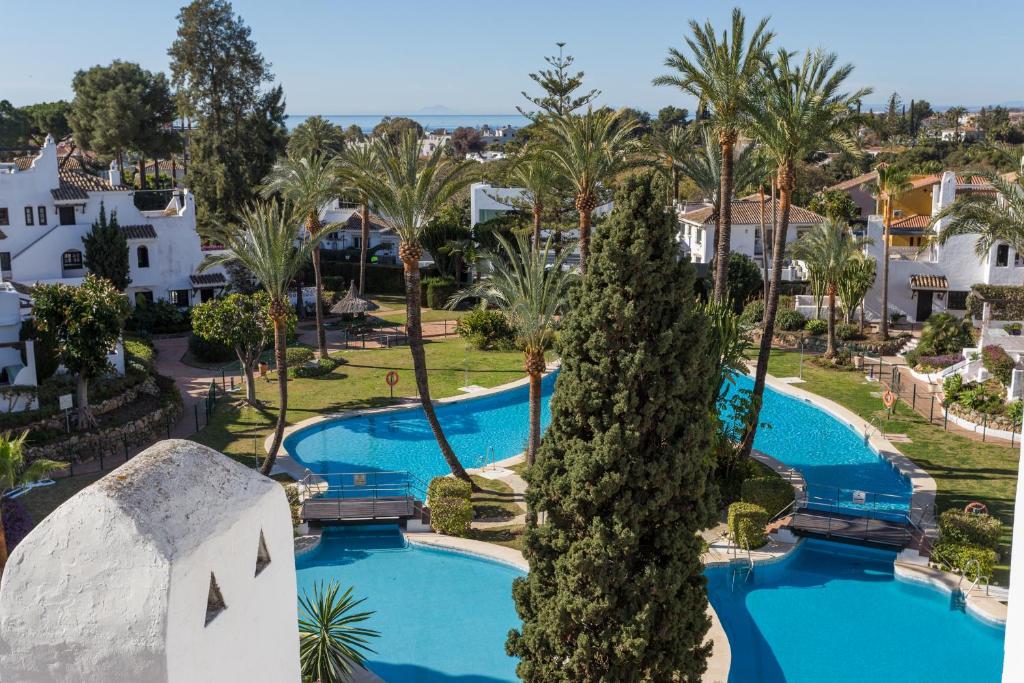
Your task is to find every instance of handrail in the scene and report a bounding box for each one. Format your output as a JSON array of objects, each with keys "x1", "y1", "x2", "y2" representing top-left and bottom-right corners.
[
  {"x1": 965, "y1": 574, "x2": 991, "y2": 598},
  {"x1": 958, "y1": 559, "x2": 982, "y2": 589}
]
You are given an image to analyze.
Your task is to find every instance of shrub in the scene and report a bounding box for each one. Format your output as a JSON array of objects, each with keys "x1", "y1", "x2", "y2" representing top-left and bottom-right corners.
[
  {"x1": 427, "y1": 476, "x2": 472, "y2": 504},
  {"x1": 957, "y1": 381, "x2": 1003, "y2": 413},
  {"x1": 123, "y1": 338, "x2": 155, "y2": 374},
  {"x1": 19, "y1": 317, "x2": 59, "y2": 381},
  {"x1": 915, "y1": 354, "x2": 962, "y2": 371},
  {"x1": 187, "y1": 332, "x2": 234, "y2": 363},
  {"x1": 918, "y1": 312, "x2": 973, "y2": 356},
  {"x1": 982, "y1": 344, "x2": 1015, "y2": 387},
  {"x1": 939, "y1": 509, "x2": 1002, "y2": 551},
  {"x1": 125, "y1": 299, "x2": 190, "y2": 334},
  {"x1": 285, "y1": 347, "x2": 315, "y2": 366},
  {"x1": 804, "y1": 319, "x2": 827, "y2": 335},
  {"x1": 932, "y1": 540, "x2": 997, "y2": 580},
  {"x1": 943, "y1": 374, "x2": 964, "y2": 402},
  {"x1": 430, "y1": 496, "x2": 473, "y2": 536},
  {"x1": 740, "y1": 477, "x2": 794, "y2": 517},
  {"x1": 727, "y1": 501, "x2": 769, "y2": 549},
  {"x1": 835, "y1": 322, "x2": 858, "y2": 341},
  {"x1": 1009, "y1": 400, "x2": 1023, "y2": 423},
  {"x1": 739, "y1": 300, "x2": 765, "y2": 326},
  {"x1": 775, "y1": 309, "x2": 806, "y2": 332},
  {"x1": 423, "y1": 277, "x2": 459, "y2": 310},
  {"x1": 292, "y1": 356, "x2": 345, "y2": 378},
  {"x1": 455, "y1": 306, "x2": 516, "y2": 350}
]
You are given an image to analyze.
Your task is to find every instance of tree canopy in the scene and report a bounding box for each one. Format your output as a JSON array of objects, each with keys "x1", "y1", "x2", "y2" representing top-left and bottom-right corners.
[
  {"x1": 518, "y1": 42, "x2": 600, "y2": 119},
  {"x1": 81, "y1": 203, "x2": 131, "y2": 290}
]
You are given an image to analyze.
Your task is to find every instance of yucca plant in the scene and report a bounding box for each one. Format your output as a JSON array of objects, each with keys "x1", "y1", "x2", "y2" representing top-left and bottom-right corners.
[
  {"x1": 0, "y1": 431, "x2": 62, "y2": 573},
  {"x1": 298, "y1": 581, "x2": 379, "y2": 683}
]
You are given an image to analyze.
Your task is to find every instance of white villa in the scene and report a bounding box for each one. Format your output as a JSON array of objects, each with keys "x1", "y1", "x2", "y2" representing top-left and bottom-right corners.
[
  {"x1": 317, "y1": 199, "x2": 400, "y2": 263},
  {"x1": 0, "y1": 135, "x2": 223, "y2": 308}
]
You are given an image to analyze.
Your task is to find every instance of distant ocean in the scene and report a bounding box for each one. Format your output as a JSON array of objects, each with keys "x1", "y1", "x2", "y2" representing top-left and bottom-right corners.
[{"x1": 284, "y1": 114, "x2": 530, "y2": 132}]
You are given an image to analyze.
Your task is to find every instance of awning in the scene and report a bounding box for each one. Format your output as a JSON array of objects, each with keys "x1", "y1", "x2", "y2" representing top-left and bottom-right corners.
[
  {"x1": 189, "y1": 273, "x2": 226, "y2": 288},
  {"x1": 909, "y1": 274, "x2": 948, "y2": 291},
  {"x1": 120, "y1": 224, "x2": 157, "y2": 240}
]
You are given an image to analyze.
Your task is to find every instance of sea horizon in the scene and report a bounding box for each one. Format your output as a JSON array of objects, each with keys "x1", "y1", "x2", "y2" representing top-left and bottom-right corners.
[{"x1": 284, "y1": 113, "x2": 530, "y2": 132}]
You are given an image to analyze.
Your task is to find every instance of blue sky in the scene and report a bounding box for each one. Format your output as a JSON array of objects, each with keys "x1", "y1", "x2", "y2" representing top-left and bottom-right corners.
[{"x1": 3, "y1": 0, "x2": 1022, "y2": 114}]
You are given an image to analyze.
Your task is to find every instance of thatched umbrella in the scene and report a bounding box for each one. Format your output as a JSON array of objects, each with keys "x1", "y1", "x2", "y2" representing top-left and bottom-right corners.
[{"x1": 330, "y1": 281, "x2": 379, "y2": 317}]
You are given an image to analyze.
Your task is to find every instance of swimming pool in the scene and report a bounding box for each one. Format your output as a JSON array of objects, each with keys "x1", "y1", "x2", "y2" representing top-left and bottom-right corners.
[
  {"x1": 295, "y1": 525, "x2": 523, "y2": 682},
  {"x1": 706, "y1": 539, "x2": 1005, "y2": 682}
]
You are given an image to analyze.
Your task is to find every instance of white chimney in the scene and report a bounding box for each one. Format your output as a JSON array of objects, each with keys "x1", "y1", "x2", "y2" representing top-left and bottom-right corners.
[{"x1": 108, "y1": 160, "x2": 121, "y2": 187}]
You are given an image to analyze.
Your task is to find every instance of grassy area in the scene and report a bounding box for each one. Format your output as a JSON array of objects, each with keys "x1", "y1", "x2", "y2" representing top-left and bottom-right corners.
[
  {"x1": 468, "y1": 525, "x2": 525, "y2": 551},
  {"x1": 191, "y1": 337, "x2": 532, "y2": 459},
  {"x1": 759, "y1": 350, "x2": 1018, "y2": 581},
  {"x1": 471, "y1": 475, "x2": 521, "y2": 521},
  {"x1": 20, "y1": 472, "x2": 105, "y2": 525}
]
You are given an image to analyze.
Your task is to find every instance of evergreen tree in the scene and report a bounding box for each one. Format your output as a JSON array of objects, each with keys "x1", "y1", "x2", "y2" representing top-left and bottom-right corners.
[
  {"x1": 518, "y1": 42, "x2": 600, "y2": 119},
  {"x1": 81, "y1": 203, "x2": 130, "y2": 290},
  {"x1": 508, "y1": 172, "x2": 717, "y2": 682}
]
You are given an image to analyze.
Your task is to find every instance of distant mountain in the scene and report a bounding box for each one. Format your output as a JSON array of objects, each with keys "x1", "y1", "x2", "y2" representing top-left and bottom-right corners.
[{"x1": 414, "y1": 105, "x2": 458, "y2": 115}]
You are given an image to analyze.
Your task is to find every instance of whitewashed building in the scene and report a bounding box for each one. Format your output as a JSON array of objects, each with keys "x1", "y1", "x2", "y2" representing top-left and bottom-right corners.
[
  {"x1": 0, "y1": 135, "x2": 223, "y2": 307},
  {"x1": 862, "y1": 171, "x2": 1024, "y2": 323},
  {"x1": 318, "y1": 199, "x2": 400, "y2": 264},
  {"x1": 0, "y1": 282, "x2": 37, "y2": 412},
  {"x1": 0, "y1": 439, "x2": 301, "y2": 683}
]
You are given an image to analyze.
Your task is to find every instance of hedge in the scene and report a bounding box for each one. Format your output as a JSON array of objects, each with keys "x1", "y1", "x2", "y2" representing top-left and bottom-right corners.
[
  {"x1": 427, "y1": 476, "x2": 472, "y2": 504},
  {"x1": 455, "y1": 307, "x2": 516, "y2": 350},
  {"x1": 740, "y1": 477, "x2": 794, "y2": 517},
  {"x1": 285, "y1": 347, "x2": 315, "y2": 366},
  {"x1": 739, "y1": 300, "x2": 765, "y2": 326},
  {"x1": 982, "y1": 344, "x2": 1015, "y2": 387},
  {"x1": 319, "y1": 261, "x2": 438, "y2": 295},
  {"x1": 939, "y1": 510, "x2": 1002, "y2": 551},
  {"x1": 933, "y1": 540, "x2": 997, "y2": 580},
  {"x1": 188, "y1": 332, "x2": 234, "y2": 363},
  {"x1": 424, "y1": 277, "x2": 458, "y2": 310},
  {"x1": 728, "y1": 501, "x2": 769, "y2": 549},
  {"x1": 966, "y1": 284, "x2": 1024, "y2": 320},
  {"x1": 775, "y1": 309, "x2": 806, "y2": 332},
  {"x1": 292, "y1": 356, "x2": 345, "y2": 378},
  {"x1": 430, "y1": 497, "x2": 473, "y2": 536}
]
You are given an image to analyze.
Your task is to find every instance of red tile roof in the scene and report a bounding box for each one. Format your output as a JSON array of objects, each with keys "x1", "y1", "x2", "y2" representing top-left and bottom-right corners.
[
  {"x1": 50, "y1": 170, "x2": 130, "y2": 201},
  {"x1": 678, "y1": 199, "x2": 825, "y2": 227}
]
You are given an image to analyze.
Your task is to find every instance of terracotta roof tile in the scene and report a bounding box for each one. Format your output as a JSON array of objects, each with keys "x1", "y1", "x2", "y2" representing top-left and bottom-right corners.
[
  {"x1": 50, "y1": 169, "x2": 130, "y2": 201},
  {"x1": 890, "y1": 214, "x2": 932, "y2": 230},
  {"x1": 190, "y1": 273, "x2": 226, "y2": 287},
  {"x1": 909, "y1": 274, "x2": 948, "y2": 290},
  {"x1": 678, "y1": 199, "x2": 825, "y2": 227},
  {"x1": 120, "y1": 224, "x2": 157, "y2": 240},
  {"x1": 827, "y1": 170, "x2": 878, "y2": 192},
  {"x1": 342, "y1": 213, "x2": 390, "y2": 232}
]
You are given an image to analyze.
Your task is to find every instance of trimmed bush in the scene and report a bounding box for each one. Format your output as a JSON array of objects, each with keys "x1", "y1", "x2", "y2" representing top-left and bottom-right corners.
[
  {"x1": 292, "y1": 356, "x2": 345, "y2": 378},
  {"x1": 285, "y1": 347, "x2": 315, "y2": 366},
  {"x1": 933, "y1": 540, "x2": 997, "y2": 580},
  {"x1": 982, "y1": 344, "x2": 1015, "y2": 387},
  {"x1": 430, "y1": 496, "x2": 473, "y2": 536},
  {"x1": 424, "y1": 277, "x2": 458, "y2": 310},
  {"x1": 740, "y1": 476, "x2": 794, "y2": 517},
  {"x1": 939, "y1": 509, "x2": 1002, "y2": 551},
  {"x1": 775, "y1": 309, "x2": 806, "y2": 332},
  {"x1": 427, "y1": 476, "x2": 472, "y2": 504},
  {"x1": 804, "y1": 319, "x2": 827, "y2": 335},
  {"x1": 739, "y1": 299, "x2": 765, "y2": 326},
  {"x1": 187, "y1": 332, "x2": 234, "y2": 363},
  {"x1": 835, "y1": 322, "x2": 858, "y2": 341},
  {"x1": 125, "y1": 299, "x2": 190, "y2": 334},
  {"x1": 727, "y1": 501, "x2": 769, "y2": 549},
  {"x1": 124, "y1": 338, "x2": 155, "y2": 374},
  {"x1": 455, "y1": 306, "x2": 516, "y2": 350}
]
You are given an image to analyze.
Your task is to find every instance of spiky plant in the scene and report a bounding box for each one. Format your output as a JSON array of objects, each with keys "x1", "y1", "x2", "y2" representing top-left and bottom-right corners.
[
  {"x1": 298, "y1": 581, "x2": 379, "y2": 683},
  {"x1": 648, "y1": 123, "x2": 694, "y2": 203},
  {"x1": 931, "y1": 173, "x2": 1024, "y2": 259},
  {"x1": 0, "y1": 432, "x2": 62, "y2": 573},
  {"x1": 336, "y1": 143, "x2": 383, "y2": 295},
  {"x1": 654, "y1": 7, "x2": 774, "y2": 302},
  {"x1": 872, "y1": 164, "x2": 912, "y2": 339},
  {"x1": 838, "y1": 252, "x2": 876, "y2": 332},
  {"x1": 504, "y1": 151, "x2": 562, "y2": 249},
  {"x1": 200, "y1": 201, "x2": 322, "y2": 474}
]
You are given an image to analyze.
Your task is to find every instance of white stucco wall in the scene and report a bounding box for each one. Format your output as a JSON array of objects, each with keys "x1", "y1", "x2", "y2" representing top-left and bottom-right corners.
[
  {"x1": 1005, "y1": 437, "x2": 1024, "y2": 681},
  {"x1": 0, "y1": 440, "x2": 300, "y2": 683}
]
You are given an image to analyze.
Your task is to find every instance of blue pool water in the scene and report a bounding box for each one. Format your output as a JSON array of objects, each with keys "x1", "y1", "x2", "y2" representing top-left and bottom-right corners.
[
  {"x1": 707, "y1": 539, "x2": 1005, "y2": 682},
  {"x1": 296, "y1": 525, "x2": 523, "y2": 682}
]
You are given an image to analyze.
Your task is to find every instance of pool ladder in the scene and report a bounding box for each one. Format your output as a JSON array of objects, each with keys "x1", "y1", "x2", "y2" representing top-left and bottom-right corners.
[
  {"x1": 476, "y1": 446, "x2": 496, "y2": 471},
  {"x1": 730, "y1": 542, "x2": 754, "y2": 591}
]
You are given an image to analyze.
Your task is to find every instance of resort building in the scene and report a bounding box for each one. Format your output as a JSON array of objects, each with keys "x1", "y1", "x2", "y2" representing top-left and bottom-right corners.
[
  {"x1": 316, "y1": 199, "x2": 400, "y2": 264},
  {"x1": 675, "y1": 197, "x2": 826, "y2": 281},
  {"x1": 0, "y1": 135, "x2": 222, "y2": 308},
  {"x1": 469, "y1": 182, "x2": 612, "y2": 227},
  {"x1": 0, "y1": 282, "x2": 37, "y2": 412},
  {"x1": 0, "y1": 439, "x2": 301, "y2": 683}
]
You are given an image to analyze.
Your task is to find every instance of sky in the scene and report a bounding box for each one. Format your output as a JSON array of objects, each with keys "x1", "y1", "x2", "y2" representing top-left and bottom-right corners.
[{"x1": 2, "y1": 0, "x2": 1022, "y2": 115}]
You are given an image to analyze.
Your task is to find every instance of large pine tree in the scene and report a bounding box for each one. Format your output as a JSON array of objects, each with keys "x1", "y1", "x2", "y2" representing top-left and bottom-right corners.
[{"x1": 508, "y1": 171, "x2": 718, "y2": 682}]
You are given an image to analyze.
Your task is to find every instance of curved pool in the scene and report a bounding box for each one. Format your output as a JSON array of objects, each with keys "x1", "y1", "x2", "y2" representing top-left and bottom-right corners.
[{"x1": 296, "y1": 525, "x2": 523, "y2": 682}]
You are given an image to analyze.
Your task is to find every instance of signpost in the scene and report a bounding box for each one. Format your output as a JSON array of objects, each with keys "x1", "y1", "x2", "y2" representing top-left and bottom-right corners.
[
  {"x1": 59, "y1": 394, "x2": 73, "y2": 432},
  {"x1": 386, "y1": 371, "x2": 399, "y2": 399}
]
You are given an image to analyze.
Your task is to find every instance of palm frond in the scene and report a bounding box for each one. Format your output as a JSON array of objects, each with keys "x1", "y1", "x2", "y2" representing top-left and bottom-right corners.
[{"x1": 298, "y1": 580, "x2": 379, "y2": 682}]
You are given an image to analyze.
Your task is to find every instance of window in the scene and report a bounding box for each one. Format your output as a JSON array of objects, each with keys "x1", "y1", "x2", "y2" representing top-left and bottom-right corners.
[
  {"x1": 58, "y1": 206, "x2": 75, "y2": 225},
  {"x1": 37, "y1": 206, "x2": 47, "y2": 226},
  {"x1": 0, "y1": 208, "x2": 8, "y2": 226},
  {"x1": 61, "y1": 250, "x2": 83, "y2": 270},
  {"x1": 200, "y1": 287, "x2": 215, "y2": 303},
  {"x1": 947, "y1": 291, "x2": 969, "y2": 310},
  {"x1": 996, "y1": 244, "x2": 1010, "y2": 267},
  {"x1": 254, "y1": 530, "x2": 271, "y2": 576},
  {"x1": 205, "y1": 572, "x2": 227, "y2": 626},
  {"x1": 137, "y1": 246, "x2": 150, "y2": 268},
  {"x1": 353, "y1": 236, "x2": 362, "y2": 249},
  {"x1": 23, "y1": 207, "x2": 33, "y2": 226},
  {"x1": 169, "y1": 289, "x2": 190, "y2": 307},
  {"x1": 134, "y1": 290, "x2": 154, "y2": 306},
  {"x1": 0, "y1": 253, "x2": 10, "y2": 276}
]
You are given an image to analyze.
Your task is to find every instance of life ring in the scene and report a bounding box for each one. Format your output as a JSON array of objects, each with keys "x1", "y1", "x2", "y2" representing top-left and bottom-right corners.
[
  {"x1": 882, "y1": 391, "x2": 896, "y2": 409},
  {"x1": 964, "y1": 501, "x2": 988, "y2": 515},
  {"x1": 385, "y1": 370, "x2": 399, "y2": 387}
]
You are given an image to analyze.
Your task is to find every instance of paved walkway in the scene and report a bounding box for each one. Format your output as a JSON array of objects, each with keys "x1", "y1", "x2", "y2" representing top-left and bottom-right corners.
[{"x1": 153, "y1": 335, "x2": 224, "y2": 439}]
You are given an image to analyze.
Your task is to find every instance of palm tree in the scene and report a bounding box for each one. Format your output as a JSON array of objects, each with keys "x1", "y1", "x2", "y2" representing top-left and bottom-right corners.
[
  {"x1": 288, "y1": 115, "x2": 346, "y2": 160},
  {"x1": 540, "y1": 108, "x2": 640, "y2": 271},
  {"x1": 739, "y1": 48, "x2": 869, "y2": 459},
  {"x1": 298, "y1": 581, "x2": 379, "y2": 683},
  {"x1": 945, "y1": 106, "x2": 968, "y2": 140},
  {"x1": 0, "y1": 431, "x2": 62, "y2": 573},
  {"x1": 449, "y1": 234, "x2": 575, "y2": 468},
  {"x1": 838, "y1": 252, "x2": 876, "y2": 332},
  {"x1": 931, "y1": 173, "x2": 1024, "y2": 258},
  {"x1": 337, "y1": 143, "x2": 382, "y2": 295},
  {"x1": 504, "y1": 151, "x2": 560, "y2": 249},
  {"x1": 791, "y1": 220, "x2": 872, "y2": 356},
  {"x1": 873, "y1": 164, "x2": 912, "y2": 339},
  {"x1": 672, "y1": 125, "x2": 765, "y2": 216},
  {"x1": 261, "y1": 156, "x2": 344, "y2": 359},
  {"x1": 346, "y1": 131, "x2": 478, "y2": 484},
  {"x1": 654, "y1": 7, "x2": 774, "y2": 302},
  {"x1": 648, "y1": 124, "x2": 693, "y2": 203},
  {"x1": 200, "y1": 201, "x2": 322, "y2": 475}
]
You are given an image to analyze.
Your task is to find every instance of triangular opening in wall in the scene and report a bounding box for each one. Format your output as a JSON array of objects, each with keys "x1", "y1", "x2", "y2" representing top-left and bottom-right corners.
[
  {"x1": 254, "y1": 529, "x2": 271, "y2": 576},
  {"x1": 205, "y1": 572, "x2": 226, "y2": 626}
]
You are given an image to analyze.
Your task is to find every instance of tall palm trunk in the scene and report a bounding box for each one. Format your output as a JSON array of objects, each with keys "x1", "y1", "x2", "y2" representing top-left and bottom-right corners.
[
  {"x1": 0, "y1": 508, "x2": 8, "y2": 573},
  {"x1": 713, "y1": 134, "x2": 737, "y2": 303},
  {"x1": 532, "y1": 202, "x2": 542, "y2": 251},
  {"x1": 137, "y1": 157, "x2": 146, "y2": 189},
  {"x1": 263, "y1": 308, "x2": 290, "y2": 475},
  {"x1": 307, "y1": 213, "x2": 328, "y2": 359},
  {"x1": 524, "y1": 348, "x2": 546, "y2": 466},
  {"x1": 759, "y1": 186, "x2": 769, "y2": 295},
  {"x1": 671, "y1": 166, "x2": 680, "y2": 204},
  {"x1": 576, "y1": 192, "x2": 596, "y2": 272},
  {"x1": 359, "y1": 202, "x2": 370, "y2": 295},
  {"x1": 739, "y1": 163, "x2": 794, "y2": 460},
  {"x1": 401, "y1": 241, "x2": 472, "y2": 484},
  {"x1": 880, "y1": 198, "x2": 892, "y2": 339},
  {"x1": 826, "y1": 285, "x2": 837, "y2": 357}
]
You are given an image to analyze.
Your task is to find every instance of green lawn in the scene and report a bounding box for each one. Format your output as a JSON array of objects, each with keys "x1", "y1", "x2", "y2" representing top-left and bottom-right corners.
[
  {"x1": 191, "y1": 337, "x2": 532, "y2": 459},
  {"x1": 471, "y1": 475, "x2": 521, "y2": 521},
  {"x1": 759, "y1": 350, "x2": 1018, "y2": 581}
]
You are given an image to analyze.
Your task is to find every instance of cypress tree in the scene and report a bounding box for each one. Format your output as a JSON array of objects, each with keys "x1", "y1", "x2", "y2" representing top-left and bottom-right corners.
[
  {"x1": 507, "y1": 171, "x2": 718, "y2": 682},
  {"x1": 81, "y1": 203, "x2": 130, "y2": 291}
]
